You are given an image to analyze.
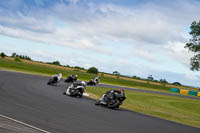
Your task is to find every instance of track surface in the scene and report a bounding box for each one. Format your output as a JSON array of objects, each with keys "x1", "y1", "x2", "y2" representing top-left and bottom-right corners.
[{"x1": 0, "y1": 70, "x2": 199, "y2": 133}]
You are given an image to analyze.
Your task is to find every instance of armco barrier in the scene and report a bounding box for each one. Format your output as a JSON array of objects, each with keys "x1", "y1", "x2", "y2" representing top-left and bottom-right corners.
[
  {"x1": 180, "y1": 89, "x2": 189, "y2": 95},
  {"x1": 170, "y1": 88, "x2": 180, "y2": 93},
  {"x1": 188, "y1": 90, "x2": 198, "y2": 96},
  {"x1": 198, "y1": 92, "x2": 200, "y2": 97}
]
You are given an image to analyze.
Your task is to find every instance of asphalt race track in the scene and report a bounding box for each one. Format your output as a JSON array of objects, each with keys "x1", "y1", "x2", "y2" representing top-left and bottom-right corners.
[{"x1": 0, "y1": 70, "x2": 199, "y2": 133}]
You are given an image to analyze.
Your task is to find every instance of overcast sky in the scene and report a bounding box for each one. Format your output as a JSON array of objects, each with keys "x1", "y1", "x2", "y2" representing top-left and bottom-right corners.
[{"x1": 0, "y1": 0, "x2": 200, "y2": 86}]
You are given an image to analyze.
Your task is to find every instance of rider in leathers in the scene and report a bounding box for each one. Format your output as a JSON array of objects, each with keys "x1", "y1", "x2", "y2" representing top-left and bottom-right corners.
[
  {"x1": 98, "y1": 89, "x2": 125, "y2": 104},
  {"x1": 51, "y1": 73, "x2": 62, "y2": 82}
]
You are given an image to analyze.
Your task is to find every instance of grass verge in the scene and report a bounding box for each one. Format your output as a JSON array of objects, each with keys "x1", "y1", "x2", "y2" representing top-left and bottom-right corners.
[{"x1": 86, "y1": 86, "x2": 200, "y2": 128}]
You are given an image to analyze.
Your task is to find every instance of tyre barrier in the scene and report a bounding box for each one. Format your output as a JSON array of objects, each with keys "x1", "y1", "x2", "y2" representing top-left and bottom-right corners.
[
  {"x1": 188, "y1": 90, "x2": 198, "y2": 96},
  {"x1": 170, "y1": 88, "x2": 180, "y2": 93},
  {"x1": 170, "y1": 88, "x2": 200, "y2": 97},
  {"x1": 180, "y1": 89, "x2": 189, "y2": 95}
]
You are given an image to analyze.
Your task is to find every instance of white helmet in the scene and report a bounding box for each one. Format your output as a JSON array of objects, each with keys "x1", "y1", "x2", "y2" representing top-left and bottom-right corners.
[{"x1": 81, "y1": 81, "x2": 86, "y2": 86}]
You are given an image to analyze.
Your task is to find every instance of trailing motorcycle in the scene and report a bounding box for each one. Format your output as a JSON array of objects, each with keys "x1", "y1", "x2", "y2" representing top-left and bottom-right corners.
[
  {"x1": 63, "y1": 81, "x2": 86, "y2": 98},
  {"x1": 95, "y1": 89, "x2": 126, "y2": 109}
]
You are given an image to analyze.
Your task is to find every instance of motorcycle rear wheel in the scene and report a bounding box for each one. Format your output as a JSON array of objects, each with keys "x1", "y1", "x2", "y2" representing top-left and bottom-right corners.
[{"x1": 107, "y1": 99, "x2": 120, "y2": 109}]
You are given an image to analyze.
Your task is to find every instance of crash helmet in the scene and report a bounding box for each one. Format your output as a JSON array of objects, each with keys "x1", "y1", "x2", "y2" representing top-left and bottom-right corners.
[
  {"x1": 120, "y1": 89, "x2": 125, "y2": 96},
  {"x1": 75, "y1": 75, "x2": 78, "y2": 78},
  {"x1": 81, "y1": 81, "x2": 86, "y2": 86},
  {"x1": 120, "y1": 89, "x2": 125, "y2": 92}
]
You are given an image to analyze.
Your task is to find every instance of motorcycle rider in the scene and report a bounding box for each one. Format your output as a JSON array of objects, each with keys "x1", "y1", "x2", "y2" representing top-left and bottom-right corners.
[
  {"x1": 51, "y1": 73, "x2": 62, "y2": 83},
  {"x1": 98, "y1": 89, "x2": 125, "y2": 104},
  {"x1": 87, "y1": 76, "x2": 100, "y2": 85},
  {"x1": 65, "y1": 81, "x2": 86, "y2": 95},
  {"x1": 65, "y1": 74, "x2": 78, "y2": 83},
  {"x1": 73, "y1": 75, "x2": 78, "y2": 81},
  {"x1": 93, "y1": 76, "x2": 100, "y2": 83}
]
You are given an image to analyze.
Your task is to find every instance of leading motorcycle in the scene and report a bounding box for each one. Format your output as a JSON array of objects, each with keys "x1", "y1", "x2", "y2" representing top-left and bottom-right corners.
[
  {"x1": 87, "y1": 76, "x2": 99, "y2": 86},
  {"x1": 47, "y1": 73, "x2": 62, "y2": 85}
]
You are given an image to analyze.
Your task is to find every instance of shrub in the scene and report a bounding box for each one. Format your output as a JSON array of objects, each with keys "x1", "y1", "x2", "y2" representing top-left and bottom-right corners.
[
  {"x1": 113, "y1": 71, "x2": 120, "y2": 75},
  {"x1": 87, "y1": 67, "x2": 98, "y2": 74},
  {"x1": 101, "y1": 73, "x2": 104, "y2": 76},
  {"x1": 52, "y1": 61, "x2": 61, "y2": 65},
  {"x1": 15, "y1": 57, "x2": 21, "y2": 62},
  {"x1": 172, "y1": 82, "x2": 181, "y2": 86}
]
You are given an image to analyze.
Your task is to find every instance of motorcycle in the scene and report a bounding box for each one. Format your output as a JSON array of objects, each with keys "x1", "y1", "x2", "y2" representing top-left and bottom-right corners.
[
  {"x1": 65, "y1": 75, "x2": 77, "y2": 83},
  {"x1": 95, "y1": 90, "x2": 126, "y2": 109},
  {"x1": 87, "y1": 76, "x2": 99, "y2": 86},
  {"x1": 63, "y1": 81, "x2": 86, "y2": 98},
  {"x1": 47, "y1": 73, "x2": 62, "y2": 85}
]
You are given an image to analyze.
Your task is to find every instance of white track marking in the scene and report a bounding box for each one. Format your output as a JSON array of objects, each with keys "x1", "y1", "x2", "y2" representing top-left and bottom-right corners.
[{"x1": 0, "y1": 114, "x2": 51, "y2": 133}]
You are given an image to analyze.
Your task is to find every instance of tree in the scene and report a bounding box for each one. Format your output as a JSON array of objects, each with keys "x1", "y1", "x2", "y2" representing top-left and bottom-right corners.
[
  {"x1": 185, "y1": 20, "x2": 200, "y2": 71},
  {"x1": 12, "y1": 53, "x2": 17, "y2": 58},
  {"x1": 0, "y1": 52, "x2": 6, "y2": 58},
  {"x1": 52, "y1": 61, "x2": 61, "y2": 65},
  {"x1": 132, "y1": 75, "x2": 141, "y2": 79},
  {"x1": 87, "y1": 67, "x2": 98, "y2": 74},
  {"x1": 15, "y1": 56, "x2": 21, "y2": 62},
  {"x1": 160, "y1": 79, "x2": 168, "y2": 83},
  {"x1": 147, "y1": 75, "x2": 154, "y2": 80},
  {"x1": 113, "y1": 71, "x2": 120, "y2": 75},
  {"x1": 172, "y1": 82, "x2": 181, "y2": 86}
]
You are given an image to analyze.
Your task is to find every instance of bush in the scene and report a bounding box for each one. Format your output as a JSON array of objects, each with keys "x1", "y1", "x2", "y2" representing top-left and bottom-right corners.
[
  {"x1": 15, "y1": 57, "x2": 21, "y2": 62},
  {"x1": 0, "y1": 52, "x2": 6, "y2": 58},
  {"x1": 113, "y1": 71, "x2": 120, "y2": 75},
  {"x1": 132, "y1": 75, "x2": 141, "y2": 79},
  {"x1": 52, "y1": 61, "x2": 61, "y2": 65},
  {"x1": 172, "y1": 82, "x2": 181, "y2": 86},
  {"x1": 101, "y1": 73, "x2": 104, "y2": 76},
  {"x1": 11, "y1": 53, "x2": 16, "y2": 58},
  {"x1": 87, "y1": 67, "x2": 98, "y2": 74}
]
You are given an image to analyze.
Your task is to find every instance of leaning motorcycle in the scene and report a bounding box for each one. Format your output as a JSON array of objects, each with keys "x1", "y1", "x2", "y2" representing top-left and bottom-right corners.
[
  {"x1": 64, "y1": 81, "x2": 86, "y2": 97},
  {"x1": 65, "y1": 75, "x2": 77, "y2": 83},
  {"x1": 87, "y1": 77, "x2": 99, "y2": 86},
  {"x1": 95, "y1": 91, "x2": 126, "y2": 109},
  {"x1": 47, "y1": 76, "x2": 58, "y2": 85}
]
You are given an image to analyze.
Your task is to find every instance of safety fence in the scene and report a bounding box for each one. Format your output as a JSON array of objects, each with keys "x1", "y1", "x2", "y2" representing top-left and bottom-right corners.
[{"x1": 170, "y1": 88, "x2": 200, "y2": 97}]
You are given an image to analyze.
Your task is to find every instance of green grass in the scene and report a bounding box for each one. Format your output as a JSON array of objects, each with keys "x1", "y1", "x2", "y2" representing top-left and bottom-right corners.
[
  {"x1": 0, "y1": 58, "x2": 172, "y2": 92},
  {"x1": 86, "y1": 86, "x2": 200, "y2": 128},
  {"x1": 0, "y1": 58, "x2": 96, "y2": 80}
]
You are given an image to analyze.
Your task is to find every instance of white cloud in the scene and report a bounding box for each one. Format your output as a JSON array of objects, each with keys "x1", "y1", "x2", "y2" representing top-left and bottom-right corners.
[
  {"x1": 131, "y1": 47, "x2": 159, "y2": 62},
  {"x1": 163, "y1": 41, "x2": 193, "y2": 67},
  {"x1": 185, "y1": 73, "x2": 199, "y2": 80}
]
